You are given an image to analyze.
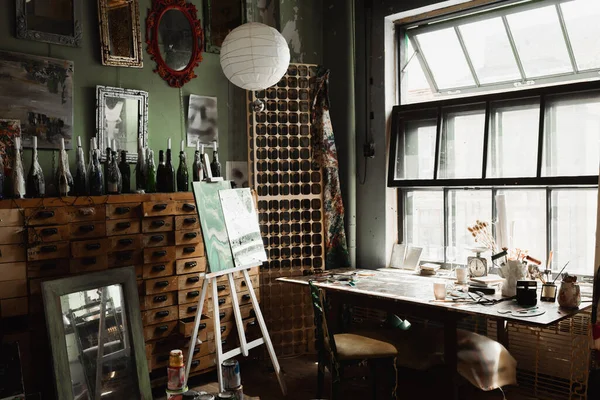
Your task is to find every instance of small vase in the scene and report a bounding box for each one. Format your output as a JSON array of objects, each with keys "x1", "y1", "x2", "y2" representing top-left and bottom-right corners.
[{"x1": 558, "y1": 282, "x2": 581, "y2": 309}]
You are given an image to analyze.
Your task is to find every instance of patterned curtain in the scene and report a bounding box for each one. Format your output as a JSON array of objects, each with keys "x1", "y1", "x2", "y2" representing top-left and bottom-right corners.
[{"x1": 312, "y1": 69, "x2": 350, "y2": 269}]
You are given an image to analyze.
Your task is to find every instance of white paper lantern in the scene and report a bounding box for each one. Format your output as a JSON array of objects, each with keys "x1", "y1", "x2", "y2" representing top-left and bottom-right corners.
[{"x1": 220, "y1": 22, "x2": 291, "y2": 92}]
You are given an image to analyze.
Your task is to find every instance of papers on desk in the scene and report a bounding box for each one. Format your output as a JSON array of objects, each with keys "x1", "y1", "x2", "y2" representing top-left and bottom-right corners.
[{"x1": 470, "y1": 274, "x2": 503, "y2": 285}]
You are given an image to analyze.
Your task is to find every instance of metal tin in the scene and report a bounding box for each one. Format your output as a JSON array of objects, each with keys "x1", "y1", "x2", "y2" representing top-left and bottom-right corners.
[
  {"x1": 197, "y1": 394, "x2": 215, "y2": 400},
  {"x1": 182, "y1": 390, "x2": 201, "y2": 399},
  {"x1": 222, "y1": 359, "x2": 241, "y2": 389},
  {"x1": 165, "y1": 386, "x2": 188, "y2": 400},
  {"x1": 217, "y1": 392, "x2": 235, "y2": 399},
  {"x1": 228, "y1": 385, "x2": 244, "y2": 400}
]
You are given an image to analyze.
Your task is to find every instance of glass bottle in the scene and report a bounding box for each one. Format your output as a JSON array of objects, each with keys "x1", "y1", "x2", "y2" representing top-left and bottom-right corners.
[
  {"x1": 210, "y1": 141, "x2": 221, "y2": 178},
  {"x1": 136, "y1": 143, "x2": 147, "y2": 191},
  {"x1": 26, "y1": 136, "x2": 45, "y2": 198},
  {"x1": 192, "y1": 141, "x2": 203, "y2": 182},
  {"x1": 119, "y1": 150, "x2": 131, "y2": 193},
  {"x1": 88, "y1": 138, "x2": 103, "y2": 196},
  {"x1": 104, "y1": 139, "x2": 112, "y2": 193},
  {"x1": 73, "y1": 136, "x2": 87, "y2": 196},
  {"x1": 107, "y1": 140, "x2": 120, "y2": 194},
  {"x1": 63, "y1": 142, "x2": 74, "y2": 196},
  {"x1": 165, "y1": 138, "x2": 175, "y2": 192},
  {"x1": 12, "y1": 137, "x2": 25, "y2": 199},
  {"x1": 156, "y1": 150, "x2": 166, "y2": 192},
  {"x1": 177, "y1": 140, "x2": 189, "y2": 192},
  {"x1": 146, "y1": 148, "x2": 157, "y2": 193},
  {"x1": 56, "y1": 138, "x2": 69, "y2": 197}
]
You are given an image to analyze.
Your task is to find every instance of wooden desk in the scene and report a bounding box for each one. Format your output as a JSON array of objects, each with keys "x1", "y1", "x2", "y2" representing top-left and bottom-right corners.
[{"x1": 278, "y1": 268, "x2": 592, "y2": 399}]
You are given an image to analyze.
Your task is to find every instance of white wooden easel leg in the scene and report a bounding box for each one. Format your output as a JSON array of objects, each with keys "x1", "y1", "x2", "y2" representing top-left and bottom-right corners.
[
  {"x1": 95, "y1": 287, "x2": 107, "y2": 400},
  {"x1": 212, "y1": 277, "x2": 225, "y2": 393},
  {"x1": 242, "y1": 269, "x2": 287, "y2": 396},
  {"x1": 228, "y1": 273, "x2": 249, "y2": 357},
  {"x1": 184, "y1": 276, "x2": 210, "y2": 387}
]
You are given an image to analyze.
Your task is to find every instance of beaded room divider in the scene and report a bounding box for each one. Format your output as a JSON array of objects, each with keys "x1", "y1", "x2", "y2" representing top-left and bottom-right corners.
[{"x1": 247, "y1": 63, "x2": 324, "y2": 356}]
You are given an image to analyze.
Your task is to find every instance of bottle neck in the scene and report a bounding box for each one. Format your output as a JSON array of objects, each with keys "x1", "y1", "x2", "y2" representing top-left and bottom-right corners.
[{"x1": 166, "y1": 149, "x2": 172, "y2": 164}]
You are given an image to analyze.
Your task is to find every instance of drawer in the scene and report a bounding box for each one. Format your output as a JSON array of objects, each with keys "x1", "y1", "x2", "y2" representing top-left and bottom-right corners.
[
  {"x1": 135, "y1": 264, "x2": 143, "y2": 280},
  {"x1": 137, "y1": 279, "x2": 143, "y2": 294},
  {"x1": 240, "y1": 304, "x2": 255, "y2": 320},
  {"x1": 27, "y1": 259, "x2": 69, "y2": 278},
  {"x1": 207, "y1": 321, "x2": 234, "y2": 341},
  {"x1": 238, "y1": 290, "x2": 258, "y2": 306},
  {"x1": 143, "y1": 246, "x2": 176, "y2": 264},
  {"x1": 178, "y1": 316, "x2": 213, "y2": 339},
  {"x1": 175, "y1": 244, "x2": 204, "y2": 259},
  {"x1": 25, "y1": 207, "x2": 69, "y2": 226},
  {"x1": 174, "y1": 229, "x2": 202, "y2": 245},
  {"x1": 145, "y1": 276, "x2": 178, "y2": 295},
  {"x1": 142, "y1": 232, "x2": 174, "y2": 248},
  {"x1": 110, "y1": 234, "x2": 142, "y2": 252},
  {"x1": 106, "y1": 219, "x2": 140, "y2": 236},
  {"x1": 0, "y1": 226, "x2": 25, "y2": 245},
  {"x1": 69, "y1": 221, "x2": 107, "y2": 239},
  {"x1": 0, "y1": 297, "x2": 28, "y2": 317},
  {"x1": 143, "y1": 320, "x2": 178, "y2": 341},
  {"x1": 70, "y1": 255, "x2": 109, "y2": 274},
  {"x1": 177, "y1": 273, "x2": 204, "y2": 290},
  {"x1": 207, "y1": 295, "x2": 232, "y2": 311},
  {"x1": 215, "y1": 306, "x2": 235, "y2": 323},
  {"x1": 0, "y1": 209, "x2": 24, "y2": 226},
  {"x1": 142, "y1": 262, "x2": 174, "y2": 279},
  {"x1": 143, "y1": 201, "x2": 175, "y2": 217},
  {"x1": 150, "y1": 353, "x2": 171, "y2": 371},
  {"x1": 106, "y1": 203, "x2": 142, "y2": 220},
  {"x1": 141, "y1": 305, "x2": 178, "y2": 326},
  {"x1": 242, "y1": 317, "x2": 258, "y2": 333},
  {"x1": 0, "y1": 279, "x2": 27, "y2": 299},
  {"x1": 175, "y1": 215, "x2": 200, "y2": 230},
  {"x1": 183, "y1": 341, "x2": 216, "y2": 362},
  {"x1": 0, "y1": 244, "x2": 25, "y2": 263},
  {"x1": 208, "y1": 282, "x2": 230, "y2": 297},
  {"x1": 236, "y1": 275, "x2": 260, "y2": 293},
  {"x1": 175, "y1": 257, "x2": 207, "y2": 275},
  {"x1": 28, "y1": 225, "x2": 69, "y2": 243},
  {"x1": 174, "y1": 201, "x2": 198, "y2": 215},
  {"x1": 27, "y1": 242, "x2": 68, "y2": 261},
  {"x1": 70, "y1": 238, "x2": 110, "y2": 258},
  {"x1": 0, "y1": 262, "x2": 26, "y2": 282},
  {"x1": 178, "y1": 288, "x2": 205, "y2": 305},
  {"x1": 140, "y1": 291, "x2": 177, "y2": 311},
  {"x1": 188, "y1": 354, "x2": 217, "y2": 374},
  {"x1": 108, "y1": 250, "x2": 143, "y2": 268},
  {"x1": 178, "y1": 302, "x2": 208, "y2": 319},
  {"x1": 142, "y1": 216, "x2": 174, "y2": 234},
  {"x1": 70, "y1": 205, "x2": 106, "y2": 222}
]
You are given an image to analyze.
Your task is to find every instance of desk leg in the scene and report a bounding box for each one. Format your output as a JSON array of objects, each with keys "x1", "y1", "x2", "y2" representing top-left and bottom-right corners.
[
  {"x1": 496, "y1": 318, "x2": 509, "y2": 349},
  {"x1": 444, "y1": 319, "x2": 458, "y2": 400}
]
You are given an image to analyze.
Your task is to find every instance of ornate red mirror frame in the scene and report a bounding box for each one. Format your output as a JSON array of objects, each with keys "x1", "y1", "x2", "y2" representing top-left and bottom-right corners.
[{"x1": 146, "y1": 0, "x2": 204, "y2": 88}]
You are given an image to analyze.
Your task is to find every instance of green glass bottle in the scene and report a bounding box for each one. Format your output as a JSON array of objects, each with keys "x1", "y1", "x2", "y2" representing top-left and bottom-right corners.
[
  {"x1": 146, "y1": 148, "x2": 157, "y2": 193},
  {"x1": 177, "y1": 140, "x2": 189, "y2": 192}
]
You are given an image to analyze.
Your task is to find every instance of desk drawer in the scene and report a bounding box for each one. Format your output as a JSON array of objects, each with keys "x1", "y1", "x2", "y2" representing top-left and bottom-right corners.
[
  {"x1": 108, "y1": 250, "x2": 143, "y2": 268},
  {"x1": 236, "y1": 275, "x2": 260, "y2": 293},
  {"x1": 69, "y1": 221, "x2": 106, "y2": 239},
  {"x1": 106, "y1": 219, "x2": 140, "y2": 236},
  {"x1": 177, "y1": 273, "x2": 203, "y2": 290},
  {"x1": 0, "y1": 297, "x2": 28, "y2": 317},
  {"x1": 142, "y1": 305, "x2": 178, "y2": 326},
  {"x1": 0, "y1": 209, "x2": 23, "y2": 226},
  {"x1": 174, "y1": 201, "x2": 197, "y2": 215},
  {"x1": 178, "y1": 316, "x2": 212, "y2": 339},
  {"x1": 143, "y1": 201, "x2": 175, "y2": 217},
  {"x1": 175, "y1": 215, "x2": 200, "y2": 231},
  {"x1": 207, "y1": 321, "x2": 234, "y2": 341},
  {"x1": 178, "y1": 302, "x2": 208, "y2": 319},
  {"x1": 0, "y1": 226, "x2": 24, "y2": 245},
  {"x1": 142, "y1": 262, "x2": 174, "y2": 279},
  {"x1": 143, "y1": 246, "x2": 175, "y2": 264},
  {"x1": 176, "y1": 244, "x2": 204, "y2": 259},
  {"x1": 106, "y1": 203, "x2": 141, "y2": 220},
  {"x1": 70, "y1": 205, "x2": 105, "y2": 222},
  {"x1": 70, "y1": 255, "x2": 108, "y2": 274},
  {"x1": 25, "y1": 208, "x2": 69, "y2": 226},
  {"x1": 28, "y1": 225, "x2": 69, "y2": 243},
  {"x1": 178, "y1": 288, "x2": 208, "y2": 305},
  {"x1": 142, "y1": 216, "x2": 174, "y2": 234},
  {"x1": 150, "y1": 353, "x2": 171, "y2": 371},
  {"x1": 207, "y1": 295, "x2": 232, "y2": 311},
  {"x1": 175, "y1": 257, "x2": 206, "y2": 275},
  {"x1": 0, "y1": 279, "x2": 27, "y2": 299},
  {"x1": 238, "y1": 290, "x2": 258, "y2": 306},
  {"x1": 0, "y1": 244, "x2": 25, "y2": 263},
  {"x1": 70, "y1": 238, "x2": 109, "y2": 258},
  {"x1": 240, "y1": 304, "x2": 255, "y2": 320},
  {"x1": 188, "y1": 354, "x2": 217, "y2": 375},
  {"x1": 143, "y1": 321, "x2": 178, "y2": 341},
  {"x1": 174, "y1": 229, "x2": 202, "y2": 245},
  {"x1": 145, "y1": 276, "x2": 178, "y2": 295},
  {"x1": 27, "y1": 242, "x2": 68, "y2": 261},
  {"x1": 215, "y1": 306, "x2": 235, "y2": 323},
  {"x1": 140, "y1": 292, "x2": 177, "y2": 311},
  {"x1": 142, "y1": 232, "x2": 174, "y2": 248},
  {"x1": 27, "y1": 259, "x2": 69, "y2": 278},
  {"x1": 183, "y1": 341, "x2": 216, "y2": 362},
  {"x1": 110, "y1": 234, "x2": 142, "y2": 252},
  {"x1": 0, "y1": 262, "x2": 26, "y2": 282},
  {"x1": 209, "y1": 282, "x2": 230, "y2": 297}
]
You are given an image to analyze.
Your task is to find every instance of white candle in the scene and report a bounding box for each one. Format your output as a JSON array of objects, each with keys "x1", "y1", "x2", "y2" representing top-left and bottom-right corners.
[
  {"x1": 181, "y1": 140, "x2": 184, "y2": 152},
  {"x1": 111, "y1": 139, "x2": 117, "y2": 151},
  {"x1": 77, "y1": 136, "x2": 81, "y2": 147},
  {"x1": 196, "y1": 141, "x2": 200, "y2": 151},
  {"x1": 33, "y1": 136, "x2": 37, "y2": 148},
  {"x1": 213, "y1": 141, "x2": 218, "y2": 151},
  {"x1": 168, "y1": 138, "x2": 171, "y2": 150}
]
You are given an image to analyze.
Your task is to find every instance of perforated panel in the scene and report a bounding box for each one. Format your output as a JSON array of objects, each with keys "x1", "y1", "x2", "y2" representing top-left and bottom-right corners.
[{"x1": 247, "y1": 63, "x2": 323, "y2": 356}]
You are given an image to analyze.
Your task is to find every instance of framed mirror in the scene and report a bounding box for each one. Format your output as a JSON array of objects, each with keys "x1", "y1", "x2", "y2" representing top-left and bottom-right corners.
[
  {"x1": 204, "y1": 0, "x2": 246, "y2": 54},
  {"x1": 146, "y1": 0, "x2": 204, "y2": 88},
  {"x1": 96, "y1": 85, "x2": 148, "y2": 163},
  {"x1": 41, "y1": 267, "x2": 152, "y2": 400},
  {"x1": 98, "y1": 0, "x2": 143, "y2": 68},
  {"x1": 16, "y1": 0, "x2": 82, "y2": 47}
]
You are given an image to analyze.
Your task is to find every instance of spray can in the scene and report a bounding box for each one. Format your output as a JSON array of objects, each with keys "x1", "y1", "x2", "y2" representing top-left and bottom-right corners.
[{"x1": 168, "y1": 349, "x2": 185, "y2": 391}]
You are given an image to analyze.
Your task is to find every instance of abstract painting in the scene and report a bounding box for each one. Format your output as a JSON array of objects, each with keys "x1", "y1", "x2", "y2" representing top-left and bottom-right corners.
[
  {"x1": 219, "y1": 188, "x2": 267, "y2": 269},
  {"x1": 192, "y1": 180, "x2": 235, "y2": 273},
  {"x1": 187, "y1": 95, "x2": 218, "y2": 147},
  {"x1": 0, "y1": 51, "x2": 73, "y2": 149},
  {"x1": 0, "y1": 120, "x2": 21, "y2": 177},
  {"x1": 226, "y1": 161, "x2": 248, "y2": 189}
]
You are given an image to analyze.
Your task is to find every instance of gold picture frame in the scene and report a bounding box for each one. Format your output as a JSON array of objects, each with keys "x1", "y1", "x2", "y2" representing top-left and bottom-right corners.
[{"x1": 98, "y1": 0, "x2": 143, "y2": 68}]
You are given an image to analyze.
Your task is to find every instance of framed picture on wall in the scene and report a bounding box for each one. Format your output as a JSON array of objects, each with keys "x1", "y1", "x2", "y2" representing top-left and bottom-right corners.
[
  {"x1": 15, "y1": 0, "x2": 82, "y2": 47},
  {"x1": 204, "y1": 0, "x2": 246, "y2": 53}
]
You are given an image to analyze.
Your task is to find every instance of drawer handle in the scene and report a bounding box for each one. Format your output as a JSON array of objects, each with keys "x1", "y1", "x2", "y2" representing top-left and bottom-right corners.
[
  {"x1": 86, "y1": 243, "x2": 101, "y2": 251},
  {"x1": 193, "y1": 347, "x2": 200, "y2": 355},
  {"x1": 153, "y1": 250, "x2": 167, "y2": 257},
  {"x1": 219, "y1": 311, "x2": 226, "y2": 319},
  {"x1": 41, "y1": 245, "x2": 57, "y2": 253},
  {"x1": 81, "y1": 257, "x2": 97, "y2": 266},
  {"x1": 40, "y1": 262, "x2": 57, "y2": 270},
  {"x1": 183, "y1": 246, "x2": 196, "y2": 254},
  {"x1": 155, "y1": 325, "x2": 169, "y2": 333},
  {"x1": 220, "y1": 326, "x2": 227, "y2": 333},
  {"x1": 157, "y1": 355, "x2": 169, "y2": 362},
  {"x1": 188, "y1": 291, "x2": 199, "y2": 298},
  {"x1": 115, "y1": 206, "x2": 131, "y2": 214},
  {"x1": 199, "y1": 323, "x2": 207, "y2": 329},
  {"x1": 153, "y1": 204, "x2": 168, "y2": 211},
  {"x1": 187, "y1": 276, "x2": 200, "y2": 283},
  {"x1": 247, "y1": 321, "x2": 257, "y2": 327},
  {"x1": 191, "y1": 360, "x2": 200, "y2": 367},
  {"x1": 150, "y1": 234, "x2": 165, "y2": 242},
  {"x1": 36, "y1": 210, "x2": 55, "y2": 219},
  {"x1": 155, "y1": 281, "x2": 169, "y2": 288},
  {"x1": 116, "y1": 222, "x2": 131, "y2": 229},
  {"x1": 41, "y1": 228, "x2": 58, "y2": 236},
  {"x1": 187, "y1": 306, "x2": 197, "y2": 312},
  {"x1": 156, "y1": 310, "x2": 170, "y2": 318},
  {"x1": 185, "y1": 261, "x2": 197, "y2": 268},
  {"x1": 241, "y1": 280, "x2": 247, "y2": 287},
  {"x1": 118, "y1": 238, "x2": 133, "y2": 246},
  {"x1": 151, "y1": 220, "x2": 166, "y2": 227},
  {"x1": 218, "y1": 298, "x2": 226, "y2": 305},
  {"x1": 184, "y1": 217, "x2": 197, "y2": 224},
  {"x1": 116, "y1": 252, "x2": 132, "y2": 261},
  {"x1": 242, "y1": 294, "x2": 251, "y2": 301},
  {"x1": 153, "y1": 295, "x2": 167, "y2": 303},
  {"x1": 217, "y1": 285, "x2": 226, "y2": 291},
  {"x1": 152, "y1": 265, "x2": 166, "y2": 272},
  {"x1": 221, "y1": 339, "x2": 227, "y2": 346},
  {"x1": 183, "y1": 203, "x2": 196, "y2": 211},
  {"x1": 79, "y1": 224, "x2": 95, "y2": 233},
  {"x1": 184, "y1": 232, "x2": 198, "y2": 239}
]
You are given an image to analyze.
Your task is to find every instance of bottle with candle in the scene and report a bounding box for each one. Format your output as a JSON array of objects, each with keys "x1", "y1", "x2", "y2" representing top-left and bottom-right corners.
[
  {"x1": 136, "y1": 143, "x2": 147, "y2": 192},
  {"x1": 177, "y1": 140, "x2": 189, "y2": 192},
  {"x1": 192, "y1": 141, "x2": 203, "y2": 182},
  {"x1": 63, "y1": 142, "x2": 74, "y2": 196},
  {"x1": 26, "y1": 136, "x2": 45, "y2": 198},
  {"x1": 156, "y1": 150, "x2": 166, "y2": 192},
  {"x1": 112, "y1": 140, "x2": 122, "y2": 193},
  {"x1": 106, "y1": 140, "x2": 121, "y2": 194},
  {"x1": 88, "y1": 138, "x2": 103, "y2": 196},
  {"x1": 146, "y1": 148, "x2": 157, "y2": 193},
  {"x1": 119, "y1": 150, "x2": 131, "y2": 193},
  {"x1": 12, "y1": 137, "x2": 26, "y2": 199},
  {"x1": 56, "y1": 138, "x2": 69, "y2": 197},
  {"x1": 210, "y1": 141, "x2": 221, "y2": 178},
  {"x1": 165, "y1": 138, "x2": 175, "y2": 192},
  {"x1": 73, "y1": 136, "x2": 87, "y2": 196},
  {"x1": 104, "y1": 139, "x2": 112, "y2": 192}
]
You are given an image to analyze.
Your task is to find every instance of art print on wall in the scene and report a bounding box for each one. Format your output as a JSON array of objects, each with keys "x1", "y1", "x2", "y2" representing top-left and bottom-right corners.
[
  {"x1": 204, "y1": 0, "x2": 246, "y2": 53},
  {"x1": 187, "y1": 95, "x2": 218, "y2": 147},
  {"x1": 0, "y1": 51, "x2": 73, "y2": 149},
  {"x1": 0, "y1": 120, "x2": 21, "y2": 176},
  {"x1": 226, "y1": 161, "x2": 249, "y2": 189}
]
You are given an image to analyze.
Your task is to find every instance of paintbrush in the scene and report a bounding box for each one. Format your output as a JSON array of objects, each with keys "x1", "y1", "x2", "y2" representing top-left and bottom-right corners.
[{"x1": 551, "y1": 261, "x2": 570, "y2": 284}]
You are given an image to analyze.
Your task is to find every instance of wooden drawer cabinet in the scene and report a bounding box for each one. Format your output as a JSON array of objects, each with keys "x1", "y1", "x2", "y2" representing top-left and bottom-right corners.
[
  {"x1": 70, "y1": 221, "x2": 106, "y2": 239},
  {"x1": 142, "y1": 232, "x2": 174, "y2": 248},
  {"x1": 70, "y1": 205, "x2": 106, "y2": 222},
  {"x1": 143, "y1": 246, "x2": 175, "y2": 264},
  {"x1": 143, "y1": 201, "x2": 175, "y2": 217},
  {"x1": 142, "y1": 216, "x2": 174, "y2": 234},
  {"x1": 28, "y1": 225, "x2": 69, "y2": 243},
  {"x1": 145, "y1": 276, "x2": 178, "y2": 295},
  {"x1": 178, "y1": 288, "x2": 203, "y2": 305},
  {"x1": 0, "y1": 209, "x2": 24, "y2": 226},
  {"x1": 188, "y1": 354, "x2": 217, "y2": 374},
  {"x1": 207, "y1": 295, "x2": 232, "y2": 311},
  {"x1": 71, "y1": 238, "x2": 109, "y2": 258},
  {"x1": 183, "y1": 341, "x2": 216, "y2": 362},
  {"x1": 27, "y1": 259, "x2": 69, "y2": 278},
  {"x1": 177, "y1": 273, "x2": 203, "y2": 290},
  {"x1": 175, "y1": 215, "x2": 200, "y2": 230},
  {"x1": 0, "y1": 227, "x2": 25, "y2": 244},
  {"x1": 0, "y1": 279, "x2": 27, "y2": 299},
  {"x1": 178, "y1": 302, "x2": 208, "y2": 319},
  {"x1": 142, "y1": 305, "x2": 178, "y2": 326},
  {"x1": 140, "y1": 292, "x2": 178, "y2": 311},
  {"x1": 238, "y1": 290, "x2": 258, "y2": 306},
  {"x1": 178, "y1": 316, "x2": 213, "y2": 339},
  {"x1": 106, "y1": 219, "x2": 140, "y2": 236},
  {"x1": 106, "y1": 203, "x2": 141, "y2": 219},
  {"x1": 174, "y1": 229, "x2": 202, "y2": 245},
  {"x1": 27, "y1": 242, "x2": 68, "y2": 261},
  {"x1": 142, "y1": 262, "x2": 174, "y2": 279},
  {"x1": 70, "y1": 255, "x2": 109, "y2": 274},
  {"x1": 0, "y1": 262, "x2": 26, "y2": 281},
  {"x1": 25, "y1": 208, "x2": 69, "y2": 225},
  {"x1": 175, "y1": 257, "x2": 206, "y2": 275},
  {"x1": 176, "y1": 244, "x2": 204, "y2": 259},
  {"x1": 207, "y1": 321, "x2": 234, "y2": 341},
  {"x1": 240, "y1": 304, "x2": 255, "y2": 320},
  {"x1": 143, "y1": 320, "x2": 178, "y2": 341},
  {"x1": 110, "y1": 234, "x2": 142, "y2": 251},
  {"x1": 175, "y1": 201, "x2": 197, "y2": 215},
  {"x1": 236, "y1": 275, "x2": 260, "y2": 293},
  {"x1": 108, "y1": 250, "x2": 143, "y2": 267},
  {"x1": 216, "y1": 306, "x2": 235, "y2": 323}
]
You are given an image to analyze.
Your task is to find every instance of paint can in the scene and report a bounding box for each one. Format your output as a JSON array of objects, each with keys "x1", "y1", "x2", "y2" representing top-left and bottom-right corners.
[
  {"x1": 167, "y1": 349, "x2": 185, "y2": 391},
  {"x1": 216, "y1": 392, "x2": 236, "y2": 400},
  {"x1": 222, "y1": 359, "x2": 241, "y2": 389},
  {"x1": 228, "y1": 385, "x2": 244, "y2": 400},
  {"x1": 165, "y1": 387, "x2": 188, "y2": 400},
  {"x1": 197, "y1": 394, "x2": 215, "y2": 400}
]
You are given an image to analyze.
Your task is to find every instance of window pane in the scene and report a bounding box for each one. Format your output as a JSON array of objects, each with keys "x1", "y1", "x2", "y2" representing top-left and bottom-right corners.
[
  {"x1": 487, "y1": 98, "x2": 540, "y2": 178},
  {"x1": 560, "y1": 0, "x2": 600, "y2": 71},
  {"x1": 542, "y1": 91, "x2": 600, "y2": 177},
  {"x1": 448, "y1": 190, "x2": 492, "y2": 265},
  {"x1": 551, "y1": 189, "x2": 597, "y2": 276},
  {"x1": 405, "y1": 191, "x2": 444, "y2": 261},
  {"x1": 438, "y1": 106, "x2": 485, "y2": 179},
  {"x1": 459, "y1": 18, "x2": 521, "y2": 84},
  {"x1": 402, "y1": 38, "x2": 435, "y2": 104},
  {"x1": 415, "y1": 29, "x2": 475, "y2": 89},
  {"x1": 496, "y1": 190, "x2": 546, "y2": 259},
  {"x1": 506, "y1": 6, "x2": 573, "y2": 78},
  {"x1": 395, "y1": 118, "x2": 437, "y2": 180}
]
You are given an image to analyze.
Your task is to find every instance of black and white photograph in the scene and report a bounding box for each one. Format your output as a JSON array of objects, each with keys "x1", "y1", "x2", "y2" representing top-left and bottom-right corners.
[
  {"x1": 187, "y1": 94, "x2": 218, "y2": 147},
  {"x1": 226, "y1": 161, "x2": 249, "y2": 189}
]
